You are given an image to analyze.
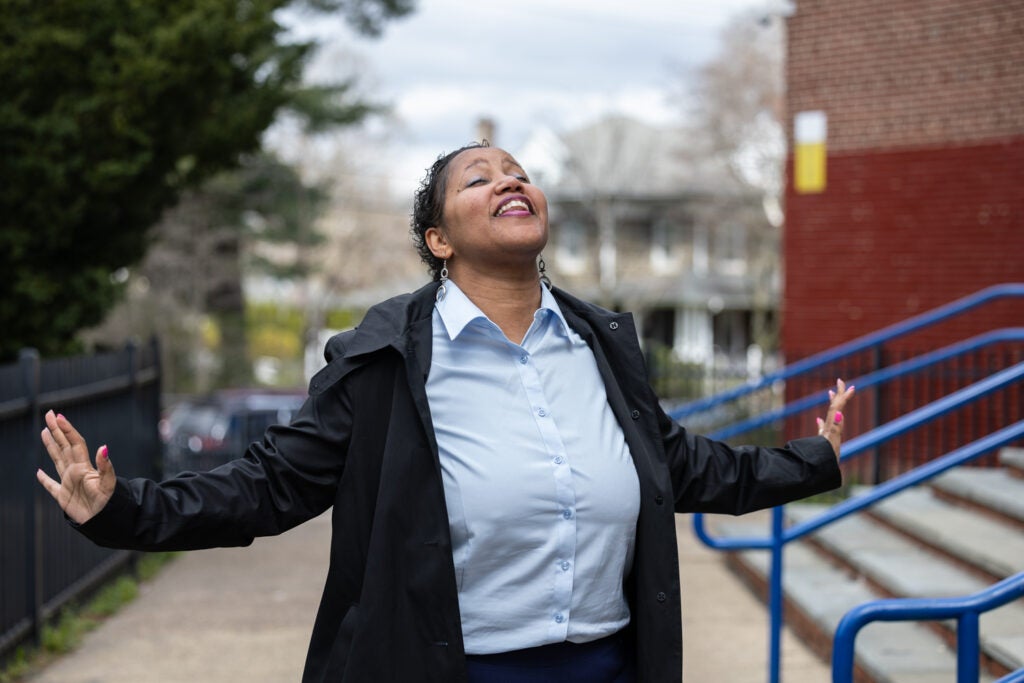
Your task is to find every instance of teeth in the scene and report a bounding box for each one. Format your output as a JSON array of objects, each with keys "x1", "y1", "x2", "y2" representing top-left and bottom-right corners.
[{"x1": 496, "y1": 200, "x2": 531, "y2": 216}]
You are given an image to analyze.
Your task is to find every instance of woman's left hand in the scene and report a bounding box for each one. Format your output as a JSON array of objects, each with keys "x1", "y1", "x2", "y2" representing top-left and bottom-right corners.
[{"x1": 817, "y1": 378, "x2": 855, "y2": 460}]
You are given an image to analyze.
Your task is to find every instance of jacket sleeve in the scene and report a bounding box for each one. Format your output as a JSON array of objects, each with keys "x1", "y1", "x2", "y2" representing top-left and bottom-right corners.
[
  {"x1": 657, "y1": 404, "x2": 842, "y2": 515},
  {"x1": 74, "y1": 372, "x2": 354, "y2": 552}
]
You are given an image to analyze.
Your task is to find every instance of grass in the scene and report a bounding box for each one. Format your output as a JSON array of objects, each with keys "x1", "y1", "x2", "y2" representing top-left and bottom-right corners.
[{"x1": 0, "y1": 552, "x2": 177, "y2": 683}]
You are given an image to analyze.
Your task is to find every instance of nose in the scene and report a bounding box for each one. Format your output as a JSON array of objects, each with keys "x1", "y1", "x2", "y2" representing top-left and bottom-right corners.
[{"x1": 495, "y1": 173, "x2": 524, "y2": 193}]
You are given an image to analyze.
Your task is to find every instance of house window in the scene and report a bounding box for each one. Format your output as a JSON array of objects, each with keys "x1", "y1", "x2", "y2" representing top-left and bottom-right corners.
[
  {"x1": 713, "y1": 309, "x2": 753, "y2": 360},
  {"x1": 555, "y1": 220, "x2": 586, "y2": 274},
  {"x1": 649, "y1": 219, "x2": 679, "y2": 273},
  {"x1": 692, "y1": 224, "x2": 709, "y2": 276},
  {"x1": 713, "y1": 223, "x2": 747, "y2": 276}
]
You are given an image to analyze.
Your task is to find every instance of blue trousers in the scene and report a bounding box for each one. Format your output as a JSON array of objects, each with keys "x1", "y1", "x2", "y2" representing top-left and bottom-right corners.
[{"x1": 465, "y1": 632, "x2": 636, "y2": 683}]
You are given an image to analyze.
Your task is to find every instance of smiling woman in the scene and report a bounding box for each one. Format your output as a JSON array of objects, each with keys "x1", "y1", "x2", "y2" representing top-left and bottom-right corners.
[{"x1": 36, "y1": 143, "x2": 854, "y2": 683}]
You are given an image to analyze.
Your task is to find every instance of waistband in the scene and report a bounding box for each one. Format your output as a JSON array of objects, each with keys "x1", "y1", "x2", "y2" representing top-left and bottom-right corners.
[{"x1": 464, "y1": 630, "x2": 629, "y2": 668}]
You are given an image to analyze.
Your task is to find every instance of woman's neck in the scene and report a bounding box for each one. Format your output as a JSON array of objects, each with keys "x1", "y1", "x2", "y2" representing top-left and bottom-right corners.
[{"x1": 448, "y1": 266, "x2": 542, "y2": 344}]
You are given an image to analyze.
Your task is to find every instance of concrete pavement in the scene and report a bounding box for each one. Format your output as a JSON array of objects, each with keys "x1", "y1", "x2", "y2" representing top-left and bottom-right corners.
[
  {"x1": 28, "y1": 513, "x2": 332, "y2": 683},
  {"x1": 675, "y1": 515, "x2": 831, "y2": 682},
  {"x1": 28, "y1": 512, "x2": 829, "y2": 682}
]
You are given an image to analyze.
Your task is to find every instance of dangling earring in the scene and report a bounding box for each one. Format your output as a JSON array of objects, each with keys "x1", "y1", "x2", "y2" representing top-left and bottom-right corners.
[
  {"x1": 436, "y1": 259, "x2": 449, "y2": 302},
  {"x1": 538, "y1": 253, "x2": 551, "y2": 288}
]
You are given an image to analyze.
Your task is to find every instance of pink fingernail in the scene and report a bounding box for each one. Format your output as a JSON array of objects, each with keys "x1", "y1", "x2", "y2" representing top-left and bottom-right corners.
[
  {"x1": 100, "y1": 445, "x2": 109, "y2": 458},
  {"x1": 834, "y1": 411, "x2": 844, "y2": 424},
  {"x1": 57, "y1": 413, "x2": 64, "y2": 420}
]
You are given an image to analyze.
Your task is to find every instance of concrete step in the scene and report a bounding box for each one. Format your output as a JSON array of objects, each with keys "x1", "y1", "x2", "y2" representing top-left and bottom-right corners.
[
  {"x1": 1001, "y1": 448, "x2": 1024, "y2": 477},
  {"x1": 870, "y1": 487, "x2": 1024, "y2": 579},
  {"x1": 787, "y1": 504, "x2": 1024, "y2": 672},
  {"x1": 716, "y1": 517, "x2": 986, "y2": 683},
  {"x1": 932, "y1": 467, "x2": 1024, "y2": 524}
]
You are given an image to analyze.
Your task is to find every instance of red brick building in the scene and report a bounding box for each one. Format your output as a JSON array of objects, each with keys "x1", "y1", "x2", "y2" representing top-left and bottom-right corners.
[
  {"x1": 782, "y1": 0, "x2": 1023, "y2": 469},
  {"x1": 783, "y1": 0, "x2": 1024, "y2": 356}
]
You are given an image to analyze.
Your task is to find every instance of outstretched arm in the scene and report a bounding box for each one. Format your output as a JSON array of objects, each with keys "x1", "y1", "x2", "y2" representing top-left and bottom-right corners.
[
  {"x1": 36, "y1": 410, "x2": 115, "y2": 524},
  {"x1": 661, "y1": 379, "x2": 855, "y2": 515}
]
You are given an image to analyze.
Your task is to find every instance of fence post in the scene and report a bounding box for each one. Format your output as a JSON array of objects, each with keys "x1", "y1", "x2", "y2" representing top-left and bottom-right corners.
[
  {"x1": 872, "y1": 344, "x2": 886, "y2": 484},
  {"x1": 127, "y1": 339, "x2": 138, "y2": 463},
  {"x1": 768, "y1": 505, "x2": 785, "y2": 683},
  {"x1": 125, "y1": 340, "x2": 143, "y2": 577},
  {"x1": 957, "y1": 611, "x2": 980, "y2": 682},
  {"x1": 150, "y1": 336, "x2": 164, "y2": 480},
  {"x1": 20, "y1": 348, "x2": 43, "y2": 646}
]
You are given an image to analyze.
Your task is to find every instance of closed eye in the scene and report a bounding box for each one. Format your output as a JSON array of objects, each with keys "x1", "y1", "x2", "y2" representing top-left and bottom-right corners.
[{"x1": 466, "y1": 177, "x2": 487, "y2": 187}]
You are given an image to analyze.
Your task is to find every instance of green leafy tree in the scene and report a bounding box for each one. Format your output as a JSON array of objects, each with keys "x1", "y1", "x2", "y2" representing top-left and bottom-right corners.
[{"x1": 0, "y1": 0, "x2": 412, "y2": 361}]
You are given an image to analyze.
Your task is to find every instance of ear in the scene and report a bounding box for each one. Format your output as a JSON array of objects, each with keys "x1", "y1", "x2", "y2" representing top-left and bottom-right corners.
[{"x1": 424, "y1": 227, "x2": 452, "y2": 260}]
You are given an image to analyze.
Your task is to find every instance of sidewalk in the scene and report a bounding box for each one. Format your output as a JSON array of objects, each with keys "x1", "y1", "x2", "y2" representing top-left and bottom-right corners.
[
  {"x1": 675, "y1": 515, "x2": 830, "y2": 682},
  {"x1": 28, "y1": 513, "x2": 332, "y2": 683},
  {"x1": 28, "y1": 512, "x2": 829, "y2": 682}
]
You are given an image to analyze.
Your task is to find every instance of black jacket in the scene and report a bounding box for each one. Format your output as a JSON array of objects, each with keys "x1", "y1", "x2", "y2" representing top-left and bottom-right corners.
[{"x1": 78, "y1": 283, "x2": 841, "y2": 682}]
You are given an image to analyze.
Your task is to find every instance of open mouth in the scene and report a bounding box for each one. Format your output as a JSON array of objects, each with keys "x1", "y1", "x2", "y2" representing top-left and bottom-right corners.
[{"x1": 494, "y1": 196, "x2": 534, "y2": 217}]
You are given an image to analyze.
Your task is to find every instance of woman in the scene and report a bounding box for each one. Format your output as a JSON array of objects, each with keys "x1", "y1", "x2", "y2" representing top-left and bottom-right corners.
[{"x1": 37, "y1": 142, "x2": 854, "y2": 682}]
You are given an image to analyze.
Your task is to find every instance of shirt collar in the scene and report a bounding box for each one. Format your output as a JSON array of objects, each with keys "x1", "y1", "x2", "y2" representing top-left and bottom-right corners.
[{"x1": 435, "y1": 279, "x2": 571, "y2": 341}]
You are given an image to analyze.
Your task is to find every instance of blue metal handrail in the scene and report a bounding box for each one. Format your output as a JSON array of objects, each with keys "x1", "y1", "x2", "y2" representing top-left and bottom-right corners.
[
  {"x1": 832, "y1": 572, "x2": 1024, "y2": 683},
  {"x1": 677, "y1": 284, "x2": 1024, "y2": 682},
  {"x1": 707, "y1": 328, "x2": 1024, "y2": 441},
  {"x1": 695, "y1": 362, "x2": 1024, "y2": 550},
  {"x1": 692, "y1": 362, "x2": 1024, "y2": 683},
  {"x1": 669, "y1": 283, "x2": 1024, "y2": 421},
  {"x1": 996, "y1": 666, "x2": 1024, "y2": 683}
]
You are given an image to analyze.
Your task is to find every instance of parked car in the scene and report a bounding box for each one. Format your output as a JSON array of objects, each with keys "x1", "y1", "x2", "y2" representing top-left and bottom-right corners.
[{"x1": 161, "y1": 389, "x2": 306, "y2": 476}]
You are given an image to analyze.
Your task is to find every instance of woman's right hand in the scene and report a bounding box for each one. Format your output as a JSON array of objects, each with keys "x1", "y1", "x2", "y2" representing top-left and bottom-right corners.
[{"x1": 36, "y1": 410, "x2": 115, "y2": 524}]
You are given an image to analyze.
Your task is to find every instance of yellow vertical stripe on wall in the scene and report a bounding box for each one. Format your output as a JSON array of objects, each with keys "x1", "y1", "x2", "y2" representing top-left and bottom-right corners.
[
  {"x1": 794, "y1": 110, "x2": 828, "y2": 194},
  {"x1": 795, "y1": 141, "x2": 826, "y2": 193}
]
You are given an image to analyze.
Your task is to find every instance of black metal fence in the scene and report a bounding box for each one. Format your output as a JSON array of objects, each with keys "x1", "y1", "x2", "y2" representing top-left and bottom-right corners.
[{"x1": 0, "y1": 340, "x2": 161, "y2": 660}]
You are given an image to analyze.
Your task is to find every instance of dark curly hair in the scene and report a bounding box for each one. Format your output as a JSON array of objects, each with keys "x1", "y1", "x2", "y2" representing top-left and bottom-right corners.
[{"x1": 410, "y1": 141, "x2": 489, "y2": 280}]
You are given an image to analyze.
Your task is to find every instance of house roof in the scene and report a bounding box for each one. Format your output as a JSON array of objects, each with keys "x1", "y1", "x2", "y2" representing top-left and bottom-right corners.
[{"x1": 518, "y1": 115, "x2": 752, "y2": 199}]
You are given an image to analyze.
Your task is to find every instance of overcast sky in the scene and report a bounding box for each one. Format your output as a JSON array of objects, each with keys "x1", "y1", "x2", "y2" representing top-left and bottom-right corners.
[{"x1": 277, "y1": 0, "x2": 783, "y2": 197}]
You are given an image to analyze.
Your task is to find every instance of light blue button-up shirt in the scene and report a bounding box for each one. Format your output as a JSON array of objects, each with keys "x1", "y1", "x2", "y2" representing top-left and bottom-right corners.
[{"x1": 426, "y1": 279, "x2": 641, "y2": 655}]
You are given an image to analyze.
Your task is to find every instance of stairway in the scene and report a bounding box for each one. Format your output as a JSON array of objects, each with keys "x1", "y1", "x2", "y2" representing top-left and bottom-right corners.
[{"x1": 714, "y1": 448, "x2": 1024, "y2": 682}]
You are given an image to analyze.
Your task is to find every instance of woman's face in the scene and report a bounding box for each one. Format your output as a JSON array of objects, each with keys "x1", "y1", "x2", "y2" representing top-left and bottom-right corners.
[{"x1": 427, "y1": 147, "x2": 549, "y2": 274}]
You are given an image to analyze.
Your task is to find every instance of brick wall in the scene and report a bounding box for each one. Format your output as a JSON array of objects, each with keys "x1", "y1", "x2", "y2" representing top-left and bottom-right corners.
[
  {"x1": 783, "y1": 0, "x2": 1024, "y2": 360},
  {"x1": 786, "y1": 0, "x2": 1024, "y2": 153},
  {"x1": 783, "y1": 139, "x2": 1024, "y2": 356}
]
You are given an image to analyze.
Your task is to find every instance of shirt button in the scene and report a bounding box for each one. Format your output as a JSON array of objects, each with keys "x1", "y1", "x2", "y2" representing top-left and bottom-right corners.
[
  {"x1": 519, "y1": 355, "x2": 528, "y2": 364},
  {"x1": 554, "y1": 614, "x2": 565, "y2": 624},
  {"x1": 560, "y1": 561, "x2": 571, "y2": 571},
  {"x1": 562, "y1": 509, "x2": 573, "y2": 520},
  {"x1": 553, "y1": 456, "x2": 564, "y2": 465},
  {"x1": 631, "y1": 409, "x2": 640, "y2": 420},
  {"x1": 656, "y1": 591, "x2": 667, "y2": 603},
  {"x1": 609, "y1": 321, "x2": 619, "y2": 330},
  {"x1": 537, "y1": 408, "x2": 547, "y2": 417}
]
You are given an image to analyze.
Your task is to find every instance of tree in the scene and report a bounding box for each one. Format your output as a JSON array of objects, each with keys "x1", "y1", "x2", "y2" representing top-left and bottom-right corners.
[
  {"x1": 682, "y1": 10, "x2": 785, "y2": 209},
  {"x1": 677, "y1": 10, "x2": 786, "y2": 353},
  {"x1": 0, "y1": 0, "x2": 412, "y2": 361}
]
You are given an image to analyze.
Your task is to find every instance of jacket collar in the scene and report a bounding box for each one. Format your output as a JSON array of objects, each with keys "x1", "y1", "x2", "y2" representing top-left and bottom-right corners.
[{"x1": 342, "y1": 282, "x2": 438, "y2": 359}]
